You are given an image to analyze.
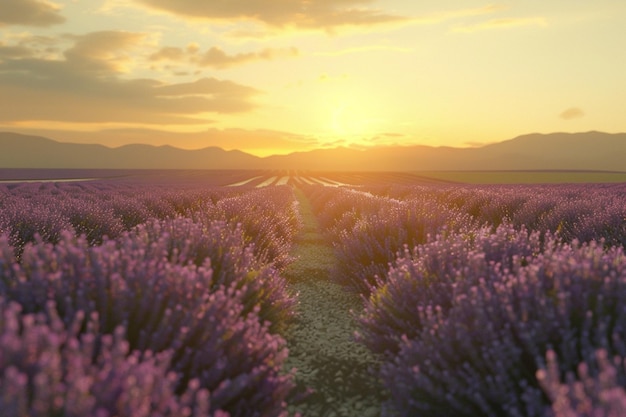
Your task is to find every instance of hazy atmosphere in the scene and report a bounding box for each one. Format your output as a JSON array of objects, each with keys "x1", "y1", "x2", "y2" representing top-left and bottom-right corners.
[
  {"x1": 2, "y1": 3, "x2": 626, "y2": 416},
  {"x1": 1, "y1": 0, "x2": 625, "y2": 156}
]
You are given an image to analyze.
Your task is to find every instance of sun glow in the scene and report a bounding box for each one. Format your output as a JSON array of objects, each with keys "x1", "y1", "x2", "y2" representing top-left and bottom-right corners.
[
  {"x1": 331, "y1": 104, "x2": 357, "y2": 135},
  {"x1": 328, "y1": 100, "x2": 385, "y2": 146}
]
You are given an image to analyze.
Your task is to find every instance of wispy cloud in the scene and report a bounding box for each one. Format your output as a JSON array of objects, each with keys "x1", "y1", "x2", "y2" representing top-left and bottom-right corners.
[
  {"x1": 131, "y1": 0, "x2": 408, "y2": 31},
  {"x1": 453, "y1": 16, "x2": 547, "y2": 33},
  {"x1": 365, "y1": 132, "x2": 406, "y2": 143},
  {"x1": 220, "y1": 5, "x2": 502, "y2": 39},
  {"x1": 560, "y1": 107, "x2": 585, "y2": 120},
  {"x1": 411, "y1": 4, "x2": 502, "y2": 26},
  {"x1": 149, "y1": 44, "x2": 299, "y2": 69},
  {"x1": 315, "y1": 45, "x2": 412, "y2": 57},
  {"x1": 0, "y1": 0, "x2": 65, "y2": 27},
  {"x1": 464, "y1": 141, "x2": 490, "y2": 147}
]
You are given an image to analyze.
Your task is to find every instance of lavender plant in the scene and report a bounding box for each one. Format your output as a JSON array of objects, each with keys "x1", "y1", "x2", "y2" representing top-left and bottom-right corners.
[
  {"x1": 367, "y1": 236, "x2": 626, "y2": 416},
  {"x1": 304, "y1": 185, "x2": 471, "y2": 293},
  {"x1": 0, "y1": 297, "x2": 222, "y2": 417},
  {"x1": 0, "y1": 199, "x2": 73, "y2": 254},
  {"x1": 198, "y1": 186, "x2": 301, "y2": 270},
  {"x1": 125, "y1": 217, "x2": 297, "y2": 332},
  {"x1": 0, "y1": 229, "x2": 296, "y2": 416},
  {"x1": 358, "y1": 223, "x2": 544, "y2": 356},
  {"x1": 537, "y1": 349, "x2": 626, "y2": 417}
]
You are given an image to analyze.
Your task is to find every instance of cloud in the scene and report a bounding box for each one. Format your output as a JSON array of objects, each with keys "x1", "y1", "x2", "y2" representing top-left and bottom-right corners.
[
  {"x1": 0, "y1": 31, "x2": 259, "y2": 125},
  {"x1": 149, "y1": 44, "x2": 299, "y2": 69},
  {"x1": 560, "y1": 107, "x2": 585, "y2": 120},
  {"x1": 133, "y1": 0, "x2": 407, "y2": 30},
  {"x1": 412, "y1": 5, "x2": 502, "y2": 25},
  {"x1": 63, "y1": 31, "x2": 149, "y2": 73},
  {"x1": 0, "y1": 0, "x2": 65, "y2": 27},
  {"x1": 362, "y1": 132, "x2": 409, "y2": 145},
  {"x1": 149, "y1": 46, "x2": 188, "y2": 62},
  {"x1": 453, "y1": 16, "x2": 547, "y2": 33},
  {"x1": 0, "y1": 43, "x2": 36, "y2": 59},
  {"x1": 464, "y1": 141, "x2": 489, "y2": 147},
  {"x1": 0, "y1": 34, "x2": 62, "y2": 59},
  {"x1": 218, "y1": 4, "x2": 500, "y2": 39},
  {"x1": 314, "y1": 44, "x2": 411, "y2": 57}
]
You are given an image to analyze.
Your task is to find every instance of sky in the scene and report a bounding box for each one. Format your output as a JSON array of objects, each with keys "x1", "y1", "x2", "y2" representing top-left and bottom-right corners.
[{"x1": 1, "y1": 0, "x2": 625, "y2": 157}]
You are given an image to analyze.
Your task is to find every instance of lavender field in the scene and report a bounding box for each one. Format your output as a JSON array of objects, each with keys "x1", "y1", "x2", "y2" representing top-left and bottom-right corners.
[{"x1": 1, "y1": 171, "x2": 625, "y2": 417}]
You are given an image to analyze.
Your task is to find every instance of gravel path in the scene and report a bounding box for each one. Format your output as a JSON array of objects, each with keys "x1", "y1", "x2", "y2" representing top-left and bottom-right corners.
[{"x1": 283, "y1": 188, "x2": 385, "y2": 417}]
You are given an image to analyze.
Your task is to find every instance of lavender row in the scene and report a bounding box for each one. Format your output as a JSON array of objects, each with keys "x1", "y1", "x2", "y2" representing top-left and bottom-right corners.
[
  {"x1": 0, "y1": 216, "x2": 298, "y2": 416},
  {"x1": 304, "y1": 183, "x2": 626, "y2": 295},
  {"x1": 358, "y1": 225, "x2": 626, "y2": 416},
  {"x1": 304, "y1": 184, "x2": 473, "y2": 293},
  {"x1": 360, "y1": 183, "x2": 626, "y2": 247},
  {"x1": 0, "y1": 182, "x2": 301, "y2": 272},
  {"x1": 0, "y1": 181, "x2": 240, "y2": 252},
  {"x1": 195, "y1": 186, "x2": 301, "y2": 270}
]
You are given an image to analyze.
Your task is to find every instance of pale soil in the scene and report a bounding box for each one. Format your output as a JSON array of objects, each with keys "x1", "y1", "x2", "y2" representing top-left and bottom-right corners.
[{"x1": 283, "y1": 189, "x2": 385, "y2": 417}]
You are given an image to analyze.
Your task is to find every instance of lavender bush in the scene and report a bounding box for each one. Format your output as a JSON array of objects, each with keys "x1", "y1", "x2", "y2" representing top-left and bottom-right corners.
[
  {"x1": 537, "y1": 349, "x2": 626, "y2": 417},
  {"x1": 0, "y1": 229, "x2": 296, "y2": 416},
  {"x1": 60, "y1": 197, "x2": 126, "y2": 244},
  {"x1": 0, "y1": 199, "x2": 73, "y2": 253},
  {"x1": 304, "y1": 185, "x2": 471, "y2": 293},
  {"x1": 358, "y1": 223, "x2": 543, "y2": 356},
  {"x1": 0, "y1": 297, "x2": 222, "y2": 417},
  {"x1": 125, "y1": 217, "x2": 297, "y2": 332},
  {"x1": 200, "y1": 186, "x2": 301, "y2": 270},
  {"x1": 364, "y1": 234, "x2": 626, "y2": 416}
]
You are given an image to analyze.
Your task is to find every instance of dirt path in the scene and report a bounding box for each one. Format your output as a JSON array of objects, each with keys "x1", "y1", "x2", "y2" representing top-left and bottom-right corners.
[{"x1": 283, "y1": 188, "x2": 384, "y2": 417}]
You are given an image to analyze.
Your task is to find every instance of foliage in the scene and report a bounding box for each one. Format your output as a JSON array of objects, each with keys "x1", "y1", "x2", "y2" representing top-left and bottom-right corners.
[
  {"x1": 0, "y1": 297, "x2": 222, "y2": 417},
  {"x1": 361, "y1": 230, "x2": 626, "y2": 416},
  {"x1": 0, "y1": 182, "x2": 303, "y2": 417}
]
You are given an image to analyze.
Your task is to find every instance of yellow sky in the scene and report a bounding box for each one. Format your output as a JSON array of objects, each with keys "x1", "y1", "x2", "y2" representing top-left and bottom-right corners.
[{"x1": 1, "y1": 0, "x2": 625, "y2": 156}]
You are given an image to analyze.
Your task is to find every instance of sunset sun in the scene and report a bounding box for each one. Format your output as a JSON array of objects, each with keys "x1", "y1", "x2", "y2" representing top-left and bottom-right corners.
[{"x1": 331, "y1": 103, "x2": 377, "y2": 141}]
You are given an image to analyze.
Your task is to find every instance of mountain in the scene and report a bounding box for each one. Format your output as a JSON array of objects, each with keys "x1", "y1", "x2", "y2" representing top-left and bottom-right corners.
[
  {"x1": 1, "y1": 131, "x2": 625, "y2": 171},
  {"x1": 0, "y1": 132, "x2": 259, "y2": 169},
  {"x1": 260, "y1": 131, "x2": 626, "y2": 171}
]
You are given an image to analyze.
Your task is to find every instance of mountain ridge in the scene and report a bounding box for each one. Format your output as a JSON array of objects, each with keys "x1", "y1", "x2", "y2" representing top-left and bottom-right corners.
[{"x1": 1, "y1": 131, "x2": 624, "y2": 171}]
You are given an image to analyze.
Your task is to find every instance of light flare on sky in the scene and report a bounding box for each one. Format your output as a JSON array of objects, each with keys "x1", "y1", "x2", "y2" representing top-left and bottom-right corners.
[{"x1": 0, "y1": 0, "x2": 625, "y2": 156}]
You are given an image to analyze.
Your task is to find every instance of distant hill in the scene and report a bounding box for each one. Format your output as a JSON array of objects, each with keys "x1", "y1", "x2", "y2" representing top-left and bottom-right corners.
[
  {"x1": 1, "y1": 131, "x2": 625, "y2": 171},
  {"x1": 0, "y1": 132, "x2": 259, "y2": 169}
]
